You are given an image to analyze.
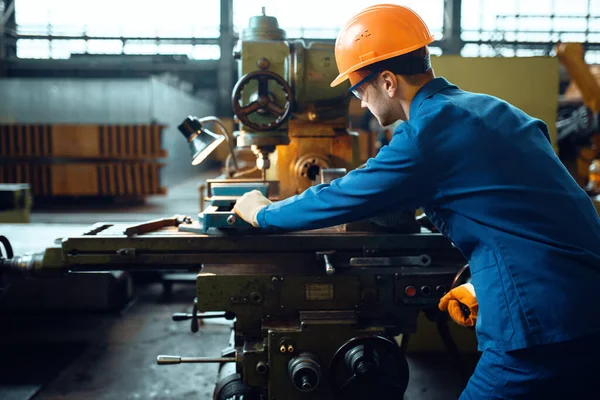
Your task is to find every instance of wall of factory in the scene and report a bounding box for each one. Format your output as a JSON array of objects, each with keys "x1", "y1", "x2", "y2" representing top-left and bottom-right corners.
[{"x1": 0, "y1": 77, "x2": 216, "y2": 186}]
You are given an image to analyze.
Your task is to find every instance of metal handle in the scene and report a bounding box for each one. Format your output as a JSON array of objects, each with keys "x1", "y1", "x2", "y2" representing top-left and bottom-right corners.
[
  {"x1": 316, "y1": 251, "x2": 336, "y2": 276},
  {"x1": 324, "y1": 254, "x2": 335, "y2": 276},
  {"x1": 157, "y1": 355, "x2": 236, "y2": 365},
  {"x1": 172, "y1": 312, "x2": 235, "y2": 321},
  {"x1": 0, "y1": 236, "x2": 14, "y2": 259},
  {"x1": 451, "y1": 264, "x2": 473, "y2": 321}
]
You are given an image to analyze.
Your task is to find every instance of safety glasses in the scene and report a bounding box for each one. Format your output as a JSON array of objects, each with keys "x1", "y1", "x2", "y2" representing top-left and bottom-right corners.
[{"x1": 349, "y1": 70, "x2": 379, "y2": 100}]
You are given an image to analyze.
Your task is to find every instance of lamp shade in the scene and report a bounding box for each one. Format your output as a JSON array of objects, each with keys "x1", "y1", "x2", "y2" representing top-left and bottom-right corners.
[{"x1": 178, "y1": 116, "x2": 226, "y2": 165}]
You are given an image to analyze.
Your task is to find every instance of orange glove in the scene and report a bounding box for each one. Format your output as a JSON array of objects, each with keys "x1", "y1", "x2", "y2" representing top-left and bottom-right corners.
[{"x1": 438, "y1": 283, "x2": 478, "y2": 328}]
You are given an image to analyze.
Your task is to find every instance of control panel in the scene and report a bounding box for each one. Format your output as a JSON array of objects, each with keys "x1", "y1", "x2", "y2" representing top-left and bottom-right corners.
[{"x1": 395, "y1": 273, "x2": 455, "y2": 306}]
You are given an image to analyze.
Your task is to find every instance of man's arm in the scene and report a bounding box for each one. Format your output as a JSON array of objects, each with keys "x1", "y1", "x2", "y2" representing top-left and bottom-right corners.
[{"x1": 256, "y1": 127, "x2": 433, "y2": 231}]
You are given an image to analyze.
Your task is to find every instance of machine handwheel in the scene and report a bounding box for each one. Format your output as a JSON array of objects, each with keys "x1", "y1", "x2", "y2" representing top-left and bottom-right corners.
[
  {"x1": 328, "y1": 336, "x2": 409, "y2": 400},
  {"x1": 231, "y1": 70, "x2": 293, "y2": 132},
  {"x1": 0, "y1": 236, "x2": 14, "y2": 260},
  {"x1": 451, "y1": 264, "x2": 471, "y2": 289}
]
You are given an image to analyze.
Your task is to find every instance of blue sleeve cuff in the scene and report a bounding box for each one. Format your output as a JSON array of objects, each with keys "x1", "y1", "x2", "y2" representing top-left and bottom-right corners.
[{"x1": 256, "y1": 205, "x2": 269, "y2": 228}]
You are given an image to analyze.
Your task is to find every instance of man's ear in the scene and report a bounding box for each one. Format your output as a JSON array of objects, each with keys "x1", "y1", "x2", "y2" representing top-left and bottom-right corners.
[{"x1": 380, "y1": 70, "x2": 398, "y2": 98}]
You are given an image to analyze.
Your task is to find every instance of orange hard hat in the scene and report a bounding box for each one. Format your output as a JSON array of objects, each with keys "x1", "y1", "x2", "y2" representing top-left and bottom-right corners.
[{"x1": 330, "y1": 4, "x2": 435, "y2": 88}]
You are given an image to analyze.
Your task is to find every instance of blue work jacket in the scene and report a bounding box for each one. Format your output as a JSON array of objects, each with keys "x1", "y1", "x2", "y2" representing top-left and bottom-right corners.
[{"x1": 256, "y1": 77, "x2": 600, "y2": 352}]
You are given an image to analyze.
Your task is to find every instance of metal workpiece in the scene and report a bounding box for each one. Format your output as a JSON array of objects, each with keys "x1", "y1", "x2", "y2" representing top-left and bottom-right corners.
[
  {"x1": 198, "y1": 179, "x2": 280, "y2": 232},
  {"x1": 320, "y1": 168, "x2": 348, "y2": 185}
]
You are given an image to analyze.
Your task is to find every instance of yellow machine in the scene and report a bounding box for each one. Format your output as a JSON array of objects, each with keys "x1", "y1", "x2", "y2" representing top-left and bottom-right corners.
[
  {"x1": 555, "y1": 43, "x2": 600, "y2": 214},
  {"x1": 556, "y1": 43, "x2": 600, "y2": 188},
  {"x1": 230, "y1": 10, "x2": 360, "y2": 198}
]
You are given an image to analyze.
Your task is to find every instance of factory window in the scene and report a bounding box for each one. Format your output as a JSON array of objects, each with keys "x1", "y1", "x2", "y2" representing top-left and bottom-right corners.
[
  {"x1": 232, "y1": 0, "x2": 445, "y2": 40},
  {"x1": 14, "y1": 0, "x2": 220, "y2": 59},
  {"x1": 461, "y1": 0, "x2": 600, "y2": 62},
  {"x1": 13, "y1": 0, "x2": 600, "y2": 62}
]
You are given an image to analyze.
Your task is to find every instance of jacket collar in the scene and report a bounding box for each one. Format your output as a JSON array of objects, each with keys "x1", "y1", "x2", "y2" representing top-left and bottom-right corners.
[{"x1": 409, "y1": 77, "x2": 457, "y2": 120}]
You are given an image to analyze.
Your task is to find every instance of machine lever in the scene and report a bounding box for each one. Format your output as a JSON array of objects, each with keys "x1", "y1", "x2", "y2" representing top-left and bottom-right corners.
[
  {"x1": 191, "y1": 302, "x2": 199, "y2": 333},
  {"x1": 415, "y1": 214, "x2": 438, "y2": 232},
  {"x1": 316, "y1": 251, "x2": 336, "y2": 276},
  {"x1": 157, "y1": 355, "x2": 236, "y2": 365},
  {"x1": 172, "y1": 312, "x2": 235, "y2": 321}
]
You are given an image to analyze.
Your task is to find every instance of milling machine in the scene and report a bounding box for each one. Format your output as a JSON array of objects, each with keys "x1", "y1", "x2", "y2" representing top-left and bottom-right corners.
[
  {"x1": 0, "y1": 223, "x2": 468, "y2": 400},
  {"x1": 186, "y1": 10, "x2": 408, "y2": 233},
  {"x1": 0, "y1": 11, "x2": 471, "y2": 400},
  {"x1": 229, "y1": 8, "x2": 358, "y2": 195}
]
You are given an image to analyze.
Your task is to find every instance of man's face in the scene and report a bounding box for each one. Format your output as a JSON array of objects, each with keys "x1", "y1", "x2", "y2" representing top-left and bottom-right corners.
[{"x1": 350, "y1": 71, "x2": 406, "y2": 127}]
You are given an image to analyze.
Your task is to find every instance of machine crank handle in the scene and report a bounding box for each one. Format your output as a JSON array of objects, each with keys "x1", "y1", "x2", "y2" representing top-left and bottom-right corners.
[
  {"x1": 157, "y1": 356, "x2": 236, "y2": 365},
  {"x1": 415, "y1": 214, "x2": 438, "y2": 232},
  {"x1": 458, "y1": 303, "x2": 471, "y2": 318},
  {"x1": 316, "y1": 251, "x2": 336, "y2": 276},
  {"x1": 172, "y1": 300, "x2": 234, "y2": 333},
  {"x1": 450, "y1": 264, "x2": 475, "y2": 328}
]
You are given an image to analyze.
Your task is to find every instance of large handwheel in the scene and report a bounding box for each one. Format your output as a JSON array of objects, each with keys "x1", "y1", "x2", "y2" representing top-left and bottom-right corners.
[
  {"x1": 451, "y1": 264, "x2": 471, "y2": 289},
  {"x1": 231, "y1": 70, "x2": 293, "y2": 132},
  {"x1": 328, "y1": 336, "x2": 409, "y2": 400}
]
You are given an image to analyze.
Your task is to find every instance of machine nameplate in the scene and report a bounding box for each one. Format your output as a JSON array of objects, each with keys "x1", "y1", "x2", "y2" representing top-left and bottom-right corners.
[
  {"x1": 305, "y1": 284, "x2": 334, "y2": 301},
  {"x1": 230, "y1": 295, "x2": 249, "y2": 304}
]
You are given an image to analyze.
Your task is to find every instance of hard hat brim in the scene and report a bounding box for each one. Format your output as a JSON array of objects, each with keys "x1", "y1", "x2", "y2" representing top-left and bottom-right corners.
[{"x1": 329, "y1": 37, "x2": 434, "y2": 88}]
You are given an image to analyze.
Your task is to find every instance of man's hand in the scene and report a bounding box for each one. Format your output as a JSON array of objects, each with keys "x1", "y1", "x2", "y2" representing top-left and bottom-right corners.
[
  {"x1": 233, "y1": 190, "x2": 272, "y2": 227},
  {"x1": 438, "y1": 283, "x2": 478, "y2": 328}
]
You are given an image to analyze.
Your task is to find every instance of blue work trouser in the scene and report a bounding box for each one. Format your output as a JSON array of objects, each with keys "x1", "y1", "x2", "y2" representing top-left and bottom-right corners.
[{"x1": 459, "y1": 333, "x2": 600, "y2": 399}]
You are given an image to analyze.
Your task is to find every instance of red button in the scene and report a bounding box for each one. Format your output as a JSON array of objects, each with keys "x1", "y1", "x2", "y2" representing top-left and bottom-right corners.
[{"x1": 405, "y1": 286, "x2": 417, "y2": 297}]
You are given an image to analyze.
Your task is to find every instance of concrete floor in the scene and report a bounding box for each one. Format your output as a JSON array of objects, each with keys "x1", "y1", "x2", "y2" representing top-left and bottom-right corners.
[{"x1": 0, "y1": 172, "x2": 478, "y2": 400}]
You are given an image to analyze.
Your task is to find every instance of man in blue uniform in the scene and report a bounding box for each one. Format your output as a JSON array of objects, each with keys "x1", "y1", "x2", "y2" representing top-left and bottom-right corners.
[{"x1": 234, "y1": 4, "x2": 600, "y2": 398}]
